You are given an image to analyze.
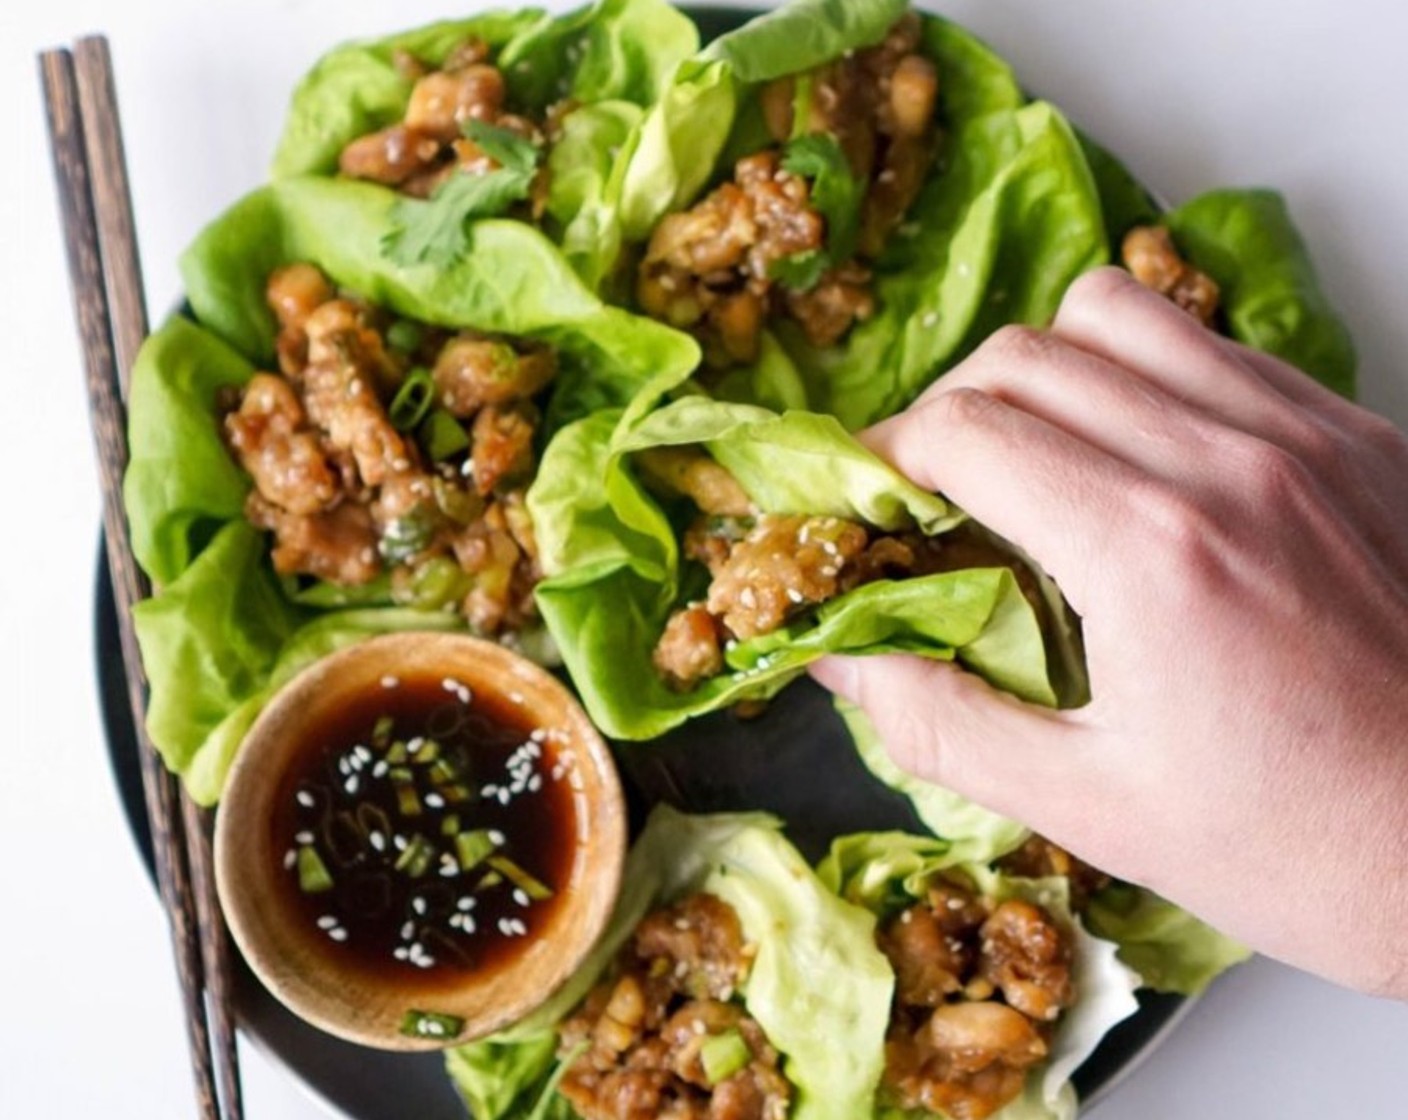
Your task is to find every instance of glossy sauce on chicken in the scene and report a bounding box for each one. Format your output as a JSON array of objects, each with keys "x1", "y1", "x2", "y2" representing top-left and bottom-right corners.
[{"x1": 223, "y1": 262, "x2": 553, "y2": 635}]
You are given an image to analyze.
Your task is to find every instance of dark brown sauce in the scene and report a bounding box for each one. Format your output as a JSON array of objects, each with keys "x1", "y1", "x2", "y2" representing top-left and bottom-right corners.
[{"x1": 271, "y1": 673, "x2": 578, "y2": 985}]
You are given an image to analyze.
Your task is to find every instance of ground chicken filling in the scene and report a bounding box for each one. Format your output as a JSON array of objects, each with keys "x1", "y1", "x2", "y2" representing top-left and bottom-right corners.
[
  {"x1": 1121, "y1": 225, "x2": 1221, "y2": 326},
  {"x1": 995, "y1": 836, "x2": 1112, "y2": 914},
  {"x1": 642, "y1": 447, "x2": 1041, "y2": 691},
  {"x1": 638, "y1": 12, "x2": 941, "y2": 368},
  {"x1": 879, "y1": 874, "x2": 1076, "y2": 1120},
  {"x1": 337, "y1": 37, "x2": 555, "y2": 208},
  {"x1": 223, "y1": 262, "x2": 555, "y2": 636},
  {"x1": 557, "y1": 893, "x2": 791, "y2": 1120}
]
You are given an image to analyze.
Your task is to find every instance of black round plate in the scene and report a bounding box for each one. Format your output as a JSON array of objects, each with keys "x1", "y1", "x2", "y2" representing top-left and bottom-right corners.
[{"x1": 94, "y1": 7, "x2": 1185, "y2": 1115}]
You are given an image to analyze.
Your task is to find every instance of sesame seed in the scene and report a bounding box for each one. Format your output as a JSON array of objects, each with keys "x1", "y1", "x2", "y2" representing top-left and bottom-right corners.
[
  {"x1": 295, "y1": 790, "x2": 316, "y2": 808},
  {"x1": 740, "y1": 587, "x2": 757, "y2": 609},
  {"x1": 498, "y1": 789, "x2": 511, "y2": 805},
  {"x1": 354, "y1": 745, "x2": 373, "y2": 763},
  {"x1": 528, "y1": 775, "x2": 543, "y2": 793},
  {"x1": 295, "y1": 831, "x2": 314, "y2": 845},
  {"x1": 372, "y1": 760, "x2": 389, "y2": 779},
  {"x1": 457, "y1": 896, "x2": 476, "y2": 911},
  {"x1": 401, "y1": 921, "x2": 416, "y2": 940},
  {"x1": 283, "y1": 850, "x2": 297, "y2": 870},
  {"x1": 393, "y1": 947, "x2": 409, "y2": 961},
  {"x1": 487, "y1": 830, "x2": 505, "y2": 846},
  {"x1": 513, "y1": 889, "x2": 530, "y2": 907},
  {"x1": 394, "y1": 835, "x2": 409, "y2": 851},
  {"x1": 922, "y1": 311, "x2": 940, "y2": 329},
  {"x1": 425, "y1": 792, "x2": 445, "y2": 809},
  {"x1": 529, "y1": 728, "x2": 547, "y2": 743},
  {"x1": 786, "y1": 588, "x2": 804, "y2": 604},
  {"x1": 380, "y1": 674, "x2": 400, "y2": 689},
  {"x1": 407, "y1": 737, "x2": 425, "y2": 755},
  {"x1": 328, "y1": 928, "x2": 349, "y2": 943},
  {"x1": 412, "y1": 897, "x2": 427, "y2": 916},
  {"x1": 317, "y1": 915, "x2": 338, "y2": 930},
  {"x1": 508, "y1": 691, "x2": 524, "y2": 705}
]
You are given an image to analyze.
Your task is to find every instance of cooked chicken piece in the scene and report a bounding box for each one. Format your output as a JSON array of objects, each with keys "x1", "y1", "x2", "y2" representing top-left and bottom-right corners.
[
  {"x1": 246, "y1": 494, "x2": 381, "y2": 585},
  {"x1": 654, "y1": 605, "x2": 725, "y2": 690},
  {"x1": 633, "y1": 894, "x2": 749, "y2": 1002},
  {"x1": 706, "y1": 515, "x2": 870, "y2": 640},
  {"x1": 338, "y1": 124, "x2": 443, "y2": 185},
  {"x1": 977, "y1": 901, "x2": 1074, "y2": 1023},
  {"x1": 469, "y1": 403, "x2": 537, "y2": 496},
  {"x1": 403, "y1": 65, "x2": 506, "y2": 141},
  {"x1": 225, "y1": 374, "x2": 340, "y2": 516},
  {"x1": 879, "y1": 902, "x2": 976, "y2": 1008},
  {"x1": 301, "y1": 300, "x2": 413, "y2": 487},
  {"x1": 635, "y1": 448, "x2": 755, "y2": 519},
  {"x1": 996, "y1": 836, "x2": 1112, "y2": 912},
  {"x1": 452, "y1": 501, "x2": 534, "y2": 636},
  {"x1": 1122, "y1": 225, "x2": 1221, "y2": 326},
  {"x1": 887, "y1": 1001, "x2": 1047, "y2": 1120},
  {"x1": 432, "y1": 336, "x2": 556, "y2": 418},
  {"x1": 784, "y1": 261, "x2": 876, "y2": 348},
  {"x1": 267, "y1": 263, "x2": 336, "y2": 375}
]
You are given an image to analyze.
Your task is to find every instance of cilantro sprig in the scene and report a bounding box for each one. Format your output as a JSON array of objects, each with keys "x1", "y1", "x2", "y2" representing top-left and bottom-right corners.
[
  {"x1": 770, "y1": 134, "x2": 865, "y2": 292},
  {"x1": 381, "y1": 122, "x2": 543, "y2": 269}
]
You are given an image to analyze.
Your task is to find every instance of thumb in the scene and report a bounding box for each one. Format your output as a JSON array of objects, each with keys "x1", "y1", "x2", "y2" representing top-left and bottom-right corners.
[{"x1": 809, "y1": 653, "x2": 1087, "y2": 835}]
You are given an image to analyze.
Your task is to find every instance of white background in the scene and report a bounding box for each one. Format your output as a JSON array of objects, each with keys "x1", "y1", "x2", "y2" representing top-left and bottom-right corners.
[{"x1": 3, "y1": 0, "x2": 1406, "y2": 1116}]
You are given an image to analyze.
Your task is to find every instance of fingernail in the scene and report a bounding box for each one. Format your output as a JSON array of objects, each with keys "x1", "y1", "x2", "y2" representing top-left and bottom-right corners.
[{"x1": 808, "y1": 655, "x2": 860, "y2": 699}]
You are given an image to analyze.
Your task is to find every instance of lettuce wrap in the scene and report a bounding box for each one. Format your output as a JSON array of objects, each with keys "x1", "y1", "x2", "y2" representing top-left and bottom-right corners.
[
  {"x1": 125, "y1": 175, "x2": 699, "y2": 801},
  {"x1": 818, "y1": 831, "x2": 1141, "y2": 1120},
  {"x1": 613, "y1": 0, "x2": 1107, "y2": 429},
  {"x1": 445, "y1": 806, "x2": 893, "y2": 1120},
  {"x1": 271, "y1": 0, "x2": 698, "y2": 291},
  {"x1": 527, "y1": 385, "x2": 1064, "y2": 741},
  {"x1": 837, "y1": 704, "x2": 1250, "y2": 996}
]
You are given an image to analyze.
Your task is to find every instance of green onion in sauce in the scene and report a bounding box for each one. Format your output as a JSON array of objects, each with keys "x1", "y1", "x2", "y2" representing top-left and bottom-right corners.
[{"x1": 276, "y1": 673, "x2": 577, "y2": 981}]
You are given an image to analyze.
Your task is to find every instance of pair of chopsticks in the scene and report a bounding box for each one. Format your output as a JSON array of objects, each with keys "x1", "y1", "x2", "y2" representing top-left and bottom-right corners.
[{"x1": 40, "y1": 39, "x2": 245, "y2": 1120}]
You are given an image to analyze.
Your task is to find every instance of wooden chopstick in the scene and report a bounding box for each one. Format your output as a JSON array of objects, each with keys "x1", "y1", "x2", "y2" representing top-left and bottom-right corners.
[{"x1": 40, "y1": 42, "x2": 243, "y2": 1120}]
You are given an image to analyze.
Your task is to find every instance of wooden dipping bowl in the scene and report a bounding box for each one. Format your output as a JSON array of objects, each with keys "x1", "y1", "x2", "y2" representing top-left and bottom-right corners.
[{"x1": 214, "y1": 633, "x2": 626, "y2": 1051}]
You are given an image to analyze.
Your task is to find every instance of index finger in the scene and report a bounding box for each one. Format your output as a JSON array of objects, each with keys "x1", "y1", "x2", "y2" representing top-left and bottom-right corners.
[{"x1": 860, "y1": 380, "x2": 1142, "y2": 614}]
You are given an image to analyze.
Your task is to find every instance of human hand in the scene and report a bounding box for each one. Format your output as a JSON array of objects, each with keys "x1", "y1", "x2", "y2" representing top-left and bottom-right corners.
[{"x1": 810, "y1": 268, "x2": 1408, "y2": 997}]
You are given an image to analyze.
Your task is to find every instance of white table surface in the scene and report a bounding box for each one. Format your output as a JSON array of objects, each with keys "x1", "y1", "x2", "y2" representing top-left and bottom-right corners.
[{"x1": 3, "y1": 0, "x2": 1405, "y2": 1115}]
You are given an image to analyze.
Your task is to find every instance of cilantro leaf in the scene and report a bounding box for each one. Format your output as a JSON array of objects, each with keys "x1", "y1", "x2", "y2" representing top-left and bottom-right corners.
[
  {"x1": 461, "y1": 120, "x2": 542, "y2": 176},
  {"x1": 381, "y1": 123, "x2": 543, "y2": 269},
  {"x1": 769, "y1": 249, "x2": 832, "y2": 293},
  {"x1": 782, "y1": 134, "x2": 865, "y2": 264}
]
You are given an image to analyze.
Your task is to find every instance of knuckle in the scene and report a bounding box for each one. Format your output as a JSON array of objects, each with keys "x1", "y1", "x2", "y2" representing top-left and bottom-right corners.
[
  {"x1": 1355, "y1": 410, "x2": 1408, "y2": 464},
  {"x1": 1128, "y1": 480, "x2": 1224, "y2": 579},
  {"x1": 927, "y1": 385, "x2": 1002, "y2": 429},
  {"x1": 979, "y1": 323, "x2": 1060, "y2": 369},
  {"x1": 1227, "y1": 435, "x2": 1313, "y2": 503},
  {"x1": 1061, "y1": 266, "x2": 1139, "y2": 316}
]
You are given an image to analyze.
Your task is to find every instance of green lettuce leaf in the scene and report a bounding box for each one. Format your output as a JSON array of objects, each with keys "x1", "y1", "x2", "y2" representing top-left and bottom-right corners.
[
  {"x1": 124, "y1": 317, "x2": 254, "y2": 585},
  {"x1": 1085, "y1": 884, "x2": 1251, "y2": 996},
  {"x1": 1164, "y1": 188, "x2": 1357, "y2": 397},
  {"x1": 447, "y1": 807, "x2": 893, "y2": 1120},
  {"x1": 820, "y1": 832, "x2": 1141, "y2": 1120},
  {"x1": 616, "y1": 5, "x2": 1105, "y2": 428},
  {"x1": 272, "y1": 0, "x2": 696, "y2": 178},
  {"x1": 528, "y1": 394, "x2": 1059, "y2": 740}
]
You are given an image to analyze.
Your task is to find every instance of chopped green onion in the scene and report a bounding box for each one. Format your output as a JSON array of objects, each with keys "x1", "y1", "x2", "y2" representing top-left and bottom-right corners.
[
  {"x1": 386, "y1": 320, "x2": 423, "y2": 354},
  {"x1": 418, "y1": 408, "x2": 471, "y2": 462},
  {"x1": 399, "y1": 1009, "x2": 465, "y2": 1040},
  {"x1": 394, "y1": 556, "x2": 472, "y2": 612},
  {"x1": 372, "y1": 716, "x2": 395, "y2": 747},
  {"x1": 456, "y1": 830, "x2": 497, "y2": 872},
  {"x1": 432, "y1": 477, "x2": 483, "y2": 525},
  {"x1": 388, "y1": 367, "x2": 436, "y2": 431},
  {"x1": 476, "y1": 870, "x2": 504, "y2": 890},
  {"x1": 700, "y1": 1029, "x2": 751, "y2": 1086},
  {"x1": 790, "y1": 72, "x2": 814, "y2": 139},
  {"x1": 386, "y1": 742, "x2": 409, "y2": 764},
  {"x1": 379, "y1": 508, "x2": 436, "y2": 564},
  {"x1": 297, "y1": 846, "x2": 334, "y2": 894},
  {"x1": 414, "y1": 739, "x2": 443, "y2": 764},
  {"x1": 428, "y1": 757, "x2": 463, "y2": 786},
  {"x1": 441, "y1": 783, "x2": 473, "y2": 805},
  {"x1": 440, "y1": 813, "x2": 461, "y2": 838},
  {"x1": 487, "y1": 855, "x2": 553, "y2": 901},
  {"x1": 394, "y1": 781, "x2": 423, "y2": 819},
  {"x1": 394, "y1": 834, "x2": 435, "y2": 878}
]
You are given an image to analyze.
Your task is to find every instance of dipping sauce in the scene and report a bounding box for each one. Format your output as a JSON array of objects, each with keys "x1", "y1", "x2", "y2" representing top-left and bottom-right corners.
[{"x1": 271, "y1": 671, "x2": 578, "y2": 985}]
